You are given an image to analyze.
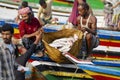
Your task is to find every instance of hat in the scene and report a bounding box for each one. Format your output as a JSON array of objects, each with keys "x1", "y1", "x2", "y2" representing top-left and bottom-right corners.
[{"x1": 18, "y1": 7, "x2": 31, "y2": 15}]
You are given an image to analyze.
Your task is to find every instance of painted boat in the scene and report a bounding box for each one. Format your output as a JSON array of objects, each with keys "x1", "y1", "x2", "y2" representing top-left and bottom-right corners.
[
  {"x1": 91, "y1": 49, "x2": 120, "y2": 60},
  {"x1": 77, "y1": 64, "x2": 120, "y2": 80},
  {"x1": 42, "y1": 26, "x2": 120, "y2": 61},
  {"x1": 1, "y1": 20, "x2": 120, "y2": 60},
  {"x1": 91, "y1": 29, "x2": 120, "y2": 60},
  {"x1": 25, "y1": 60, "x2": 93, "y2": 80},
  {"x1": 92, "y1": 60, "x2": 120, "y2": 67}
]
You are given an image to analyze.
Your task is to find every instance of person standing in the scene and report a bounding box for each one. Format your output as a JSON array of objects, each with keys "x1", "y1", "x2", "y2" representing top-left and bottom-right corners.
[
  {"x1": 112, "y1": 0, "x2": 120, "y2": 29},
  {"x1": 102, "y1": 0, "x2": 113, "y2": 27},
  {"x1": 0, "y1": 23, "x2": 23, "y2": 80}
]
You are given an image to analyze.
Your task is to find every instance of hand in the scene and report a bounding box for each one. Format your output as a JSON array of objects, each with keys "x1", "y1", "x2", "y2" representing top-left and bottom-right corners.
[
  {"x1": 22, "y1": 35, "x2": 30, "y2": 38},
  {"x1": 34, "y1": 29, "x2": 43, "y2": 44},
  {"x1": 17, "y1": 66, "x2": 25, "y2": 72},
  {"x1": 17, "y1": 66, "x2": 29, "y2": 72},
  {"x1": 81, "y1": 27, "x2": 86, "y2": 32}
]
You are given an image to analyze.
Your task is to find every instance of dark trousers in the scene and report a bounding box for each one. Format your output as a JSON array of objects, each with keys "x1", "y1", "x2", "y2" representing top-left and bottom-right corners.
[{"x1": 22, "y1": 38, "x2": 45, "y2": 53}]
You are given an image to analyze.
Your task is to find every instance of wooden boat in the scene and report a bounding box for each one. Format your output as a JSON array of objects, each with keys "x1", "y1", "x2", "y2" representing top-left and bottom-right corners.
[
  {"x1": 38, "y1": 26, "x2": 120, "y2": 61},
  {"x1": 91, "y1": 50, "x2": 120, "y2": 60},
  {"x1": 77, "y1": 64, "x2": 120, "y2": 80},
  {"x1": 25, "y1": 60, "x2": 93, "y2": 80},
  {"x1": 92, "y1": 60, "x2": 120, "y2": 67},
  {"x1": 1, "y1": 20, "x2": 120, "y2": 60},
  {"x1": 0, "y1": 20, "x2": 94, "y2": 80},
  {"x1": 91, "y1": 29, "x2": 120, "y2": 60}
]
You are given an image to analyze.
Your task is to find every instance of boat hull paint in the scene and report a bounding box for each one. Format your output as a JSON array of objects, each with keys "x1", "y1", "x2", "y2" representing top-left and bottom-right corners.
[
  {"x1": 92, "y1": 60, "x2": 120, "y2": 67},
  {"x1": 84, "y1": 70, "x2": 120, "y2": 80},
  {"x1": 77, "y1": 64, "x2": 120, "y2": 80}
]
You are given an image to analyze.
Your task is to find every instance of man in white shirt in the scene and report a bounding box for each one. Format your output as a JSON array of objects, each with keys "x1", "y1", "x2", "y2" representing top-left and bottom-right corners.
[{"x1": 37, "y1": 0, "x2": 53, "y2": 25}]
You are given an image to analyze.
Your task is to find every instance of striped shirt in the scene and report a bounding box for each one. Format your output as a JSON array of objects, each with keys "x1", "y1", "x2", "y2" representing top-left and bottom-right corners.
[{"x1": 0, "y1": 43, "x2": 19, "y2": 80}]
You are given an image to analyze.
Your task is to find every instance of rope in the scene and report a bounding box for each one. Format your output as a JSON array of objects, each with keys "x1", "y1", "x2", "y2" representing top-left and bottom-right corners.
[
  {"x1": 63, "y1": 53, "x2": 79, "y2": 80},
  {"x1": 70, "y1": 63, "x2": 79, "y2": 80}
]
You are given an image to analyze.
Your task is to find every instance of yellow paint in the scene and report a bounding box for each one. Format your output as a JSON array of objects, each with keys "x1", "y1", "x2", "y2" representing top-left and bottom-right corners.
[
  {"x1": 14, "y1": 28, "x2": 19, "y2": 34},
  {"x1": 84, "y1": 70, "x2": 120, "y2": 79},
  {"x1": 100, "y1": 39, "x2": 120, "y2": 43},
  {"x1": 42, "y1": 70, "x2": 93, "y2": 79},
  {"x1": 92, "y1": 57, "x2": 120, "y2": 60},
  {"x1": 54, "y1": 0, "x2": 73, "y2": 5}
]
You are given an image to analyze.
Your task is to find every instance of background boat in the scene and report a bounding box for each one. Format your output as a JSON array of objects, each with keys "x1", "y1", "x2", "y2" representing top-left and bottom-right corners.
[
  {"x1": 78, "y1": 64, "x2": 120, "y2": 80},
  {"x1": 1, "y1": 20, "x2": 120, "y2": 61},
  {"x1": 25, "y1": 60, "x2": 93, "y2": 80},
  {"x1": 92, "y1": 60, "x2": 120, "y2": 67},
  {"x1": 91, "y1": 29, "x2": 120, "y2": 60},
  {"x1": 0, "y1": 1, "x2": 119, "y2": 80}
]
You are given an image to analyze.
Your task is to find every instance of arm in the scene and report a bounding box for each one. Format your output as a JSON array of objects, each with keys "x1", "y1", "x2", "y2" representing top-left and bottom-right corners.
[
  {"x1": 112, "y1": 1, "x2": 120, "y2": 8},
  {"x1": 77, "y1": 16, "x2": 81, "y2": 30},
  {"x1": 23, "y1": 28, "x2": 41, "y2": 38},
  {"x1": 18, "y1": 31, "x2": 43, "y2": 65},
  {"x1": 37, "y1": 6, "x2": 42, "y2": 21},
  {"x1": 23, "y1": 19, "x2": 42, "y2": 38},
  {"x1": 15, "y1": 14, "x2": 21, "y2": 23},
  {"x1": 37, "y1": 7, "x2": 45, "y2": 26},
  {"x1": 86, "y1": 16, "x2": 97, "y2": 35}
]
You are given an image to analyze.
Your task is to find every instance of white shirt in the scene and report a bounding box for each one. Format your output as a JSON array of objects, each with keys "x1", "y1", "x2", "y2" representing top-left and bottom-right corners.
[
  {"x1": 112, "y1": 0, "x2": 120, "y2": 14},
  {"x1": 38, "y1": 0, "x2": 53, "y2": 20}
]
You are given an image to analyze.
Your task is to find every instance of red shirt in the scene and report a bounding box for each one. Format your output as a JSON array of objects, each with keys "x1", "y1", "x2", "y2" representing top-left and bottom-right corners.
[{"x1": 19, "y1": 17, "x2": 41, "y2": 37}]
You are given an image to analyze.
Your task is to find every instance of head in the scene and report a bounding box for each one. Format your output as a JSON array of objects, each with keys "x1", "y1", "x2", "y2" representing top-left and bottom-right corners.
[
  {"x1": 18, "y1": 7, "x2": 32, "y2": 23},
  {"x1": 78, "y1": 3, "x2": 89, "y2": 17},
  {"x1": 39, "y1": 0, "x2": 47, "y2": 8},
  {"x1": 21, "y1": 1, "x2": 28, "y2": 8},
  {"x1": 1, "y1": 23, "x2": 14, "y2": 44},
  {"x1": 78, "y1": 0, "x2": 86, "y2": 4}
]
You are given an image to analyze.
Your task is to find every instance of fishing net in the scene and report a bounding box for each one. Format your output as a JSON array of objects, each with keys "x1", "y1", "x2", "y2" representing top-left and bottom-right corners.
[{"x1": 42, "y1": 29, "x2": 83, "y2": 63}]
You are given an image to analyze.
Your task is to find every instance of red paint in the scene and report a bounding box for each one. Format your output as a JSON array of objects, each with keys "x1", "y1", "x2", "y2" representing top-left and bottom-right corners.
[
  {"x1": 100, "y1": 41, "x2": 120, "y2": 47},
  {"x1": 28, "y1": 59, "x2": 34, "y2": 63},
  {"x1": 91, "y1": 54, "x2": 120, "y2": 59},
  {"x1": 92, "y1": 75, "x2": 120, "y2": 80},
  {"x1": 14, "y1": 34, "x2": 21, "y2": 39}
]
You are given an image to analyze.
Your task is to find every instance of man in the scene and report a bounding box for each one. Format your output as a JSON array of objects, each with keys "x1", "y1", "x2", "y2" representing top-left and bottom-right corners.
[
  {"x1": 15, "y1": 1, "x2": 34, "y2": 23},
  {"x1": 112, "y1": 0, "x2": 120, "y2": 30},
  {"x1": 15, "y1": 29, "x2": 43, "y2": 80},
  {"x1": 19, "y1": 1, "x2": 33, "y2": 15},
  {"x1": 77, "y1": 3, "x2": 99, "y2": 58},
  {"x1": 0, "y1": 23, "x2": 23, "y2": 80},
  {"x1": 102, "y1": 0, "x2": 113, "y2": 27},
  {"x1": 37, "y1": 0, "x2": 53, "y2": 25},
  {"x1": 18, "y1": 7, "x2": 42, "y2": 39},
  {"x1": 18, "y1": 7, "x2": 44, "y2": 54},
  {"x1": 68, "y1": 0, "x2": 86, "y2": 26}
]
